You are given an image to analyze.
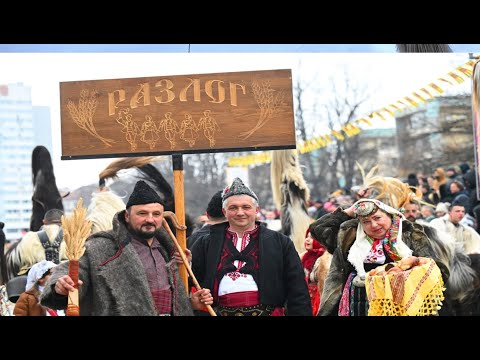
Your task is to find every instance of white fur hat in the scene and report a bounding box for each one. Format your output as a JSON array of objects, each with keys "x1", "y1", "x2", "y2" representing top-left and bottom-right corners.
[{"x1": 435, "y1": 202, "x2": 449, "y2": 214}]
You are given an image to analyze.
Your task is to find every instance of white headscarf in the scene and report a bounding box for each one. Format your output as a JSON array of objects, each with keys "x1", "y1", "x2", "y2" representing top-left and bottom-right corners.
[
  {"x1": 347, "y1": 199, "x2": 412, "y2": 278},
  {"x1": 25, "y1": 260, "x2": 56, "y2": 292}
]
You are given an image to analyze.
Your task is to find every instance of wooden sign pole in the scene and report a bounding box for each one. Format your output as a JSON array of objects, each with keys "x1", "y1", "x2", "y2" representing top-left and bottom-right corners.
[{"x1": 172, "y1": 154, "x2": 188, "y2": 292}]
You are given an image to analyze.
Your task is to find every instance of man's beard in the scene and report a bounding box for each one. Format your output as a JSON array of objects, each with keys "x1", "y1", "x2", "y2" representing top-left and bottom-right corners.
[{"x1": 129, "y1": 225, "x2": 157, "y2": 240}]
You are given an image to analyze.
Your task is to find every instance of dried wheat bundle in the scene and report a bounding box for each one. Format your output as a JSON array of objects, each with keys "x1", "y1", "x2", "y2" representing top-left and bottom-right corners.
[
  {"x1": 62, "y1": 198, "x2": 91, "y2": 260},
  {"x1": 61, "y1": 198, "x2": 91, "y2": 316}
]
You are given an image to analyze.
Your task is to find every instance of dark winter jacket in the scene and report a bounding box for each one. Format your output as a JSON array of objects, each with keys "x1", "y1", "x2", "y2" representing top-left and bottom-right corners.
[
  {"x1": 187, "y1": 224, "x2": 212, "y2": 249},
  {"x1": 191, "y1": 221, "x2": 312, "y2": 316}
]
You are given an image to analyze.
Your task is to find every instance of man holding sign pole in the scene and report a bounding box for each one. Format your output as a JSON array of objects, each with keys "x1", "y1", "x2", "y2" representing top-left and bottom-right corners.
[{"x1": 41, "y1": 180, "x2": 213, "y2": 316}]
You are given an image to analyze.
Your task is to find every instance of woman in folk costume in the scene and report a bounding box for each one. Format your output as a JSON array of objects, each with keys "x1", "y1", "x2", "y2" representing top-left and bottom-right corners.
[
  {"x1": 309, "y1": 198, "x2": 448, "y2": 316},
  {"x1": 300, "y1": 229, "x2": 326, "y2": 315},
  {"x1": 14, "y1": 260, "x2": 58, "y2": 316},
  {"x1": 352, "y1": 166, "x2": 480, "y2": 315}
]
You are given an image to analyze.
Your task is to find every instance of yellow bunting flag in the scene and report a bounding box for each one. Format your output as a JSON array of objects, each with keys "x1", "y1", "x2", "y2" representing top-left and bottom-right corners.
[
  {"x1": 381, "y1": 107, "x2": 396, "y2": 116},
  {"x1": 404, "y1": 96, "x2": 419, "y2": 107},
  {"x1": 448, "y1": 71, "x2": 465, "y2": 84},
  {"x1": 342, "y1": 123, "x2": 361, "y2": 137},
  {"x1": 412, "y1": 92, "x2": 428, "y2": 103},
  {"x1": 331, "y1": 130, "x2": 345, "y2": 141},
  {"x1": 419, "y1": 87, "x2": 434, "y2": 98},
  {"x1": 429, "y1": 83, "x2": 444, "y2": 94}
]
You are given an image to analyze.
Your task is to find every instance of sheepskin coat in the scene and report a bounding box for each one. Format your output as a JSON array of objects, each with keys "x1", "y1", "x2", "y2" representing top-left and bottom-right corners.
[
  {"x1": 41, "y1": 210, "x2": 193, "y2": 316},
  {"x1": 14, "y1": 287, "x2": 46, "y2": 316},
  {"x1": 314, "y1": 208, "x2": 450, "y2": 316}
]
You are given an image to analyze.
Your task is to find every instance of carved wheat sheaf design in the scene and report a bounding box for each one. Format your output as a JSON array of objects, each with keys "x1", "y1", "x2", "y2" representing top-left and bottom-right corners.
[
  {"x1": 238, "y1": 80, "x2": 285, "y2": 140},
  {"x1": 67, "y1": 89, "x2": 116, "y2": 147}
]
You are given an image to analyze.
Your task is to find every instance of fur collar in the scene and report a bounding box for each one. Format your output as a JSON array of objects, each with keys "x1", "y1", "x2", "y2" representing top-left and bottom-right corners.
[{"x1": 338, "y1": 218, "x2": 413, "y2": 278}]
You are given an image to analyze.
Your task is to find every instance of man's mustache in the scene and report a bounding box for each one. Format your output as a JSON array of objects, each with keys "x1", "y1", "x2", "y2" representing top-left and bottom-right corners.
[{"x1": 142, "y1": 223, "x2": 156, "y2": 227}]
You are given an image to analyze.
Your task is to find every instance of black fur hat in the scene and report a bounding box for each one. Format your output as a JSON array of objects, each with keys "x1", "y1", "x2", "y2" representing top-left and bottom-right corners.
[
  {"x1": 206, "y1": 191, "x2": 225, "y2": 219},
  {"x1": 126, "y1": 180, "x2": 164, "y2": 208}
]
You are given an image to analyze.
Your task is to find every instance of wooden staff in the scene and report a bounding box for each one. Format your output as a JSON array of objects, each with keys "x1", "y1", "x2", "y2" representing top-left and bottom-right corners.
[
  {"x1": 163, "y1": 211, "x2": 216, "y2": 316},
  {"x1": 172, "y1": 154, "x2": 188, "y2": 290},
  {"x1": 61, "y1": 198, "x2": 91, "y2": 316}
]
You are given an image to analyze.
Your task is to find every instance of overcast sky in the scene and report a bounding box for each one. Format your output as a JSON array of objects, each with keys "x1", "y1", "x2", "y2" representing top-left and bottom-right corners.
[{"x1": 0, "y1": 51, "x2": 472, "y2": 190}]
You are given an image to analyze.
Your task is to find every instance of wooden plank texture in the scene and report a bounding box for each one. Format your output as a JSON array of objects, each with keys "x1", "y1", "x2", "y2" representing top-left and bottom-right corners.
[{"x1": 60, "y1": 69, "x2": 295, "y2": 159}]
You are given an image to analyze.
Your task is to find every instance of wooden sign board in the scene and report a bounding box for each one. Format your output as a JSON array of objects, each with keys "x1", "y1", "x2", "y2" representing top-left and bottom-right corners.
[{"x1": 60, "y1": 69, "x2": 295, "y2": 160}]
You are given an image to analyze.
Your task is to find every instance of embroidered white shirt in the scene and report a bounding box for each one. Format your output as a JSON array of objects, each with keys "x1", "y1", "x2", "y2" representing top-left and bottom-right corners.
[{"x1": 218, "y1": 231, "x2": 258, "y2": 296}]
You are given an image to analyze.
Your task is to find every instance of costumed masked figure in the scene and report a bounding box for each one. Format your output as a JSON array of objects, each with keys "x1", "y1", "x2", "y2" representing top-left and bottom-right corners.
[
  {"x1": 271, "y1": 149, "x2": 313, "y2": 255},
  {"x1": 12, "y1": 209, "x2": 67, "y2": 278},
  {"x1": 5, "y1": 146, "x2": 66, "y2": 282},
  {"x1": 29, "y1": 145, "x2": 64, "y2": 232}
]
